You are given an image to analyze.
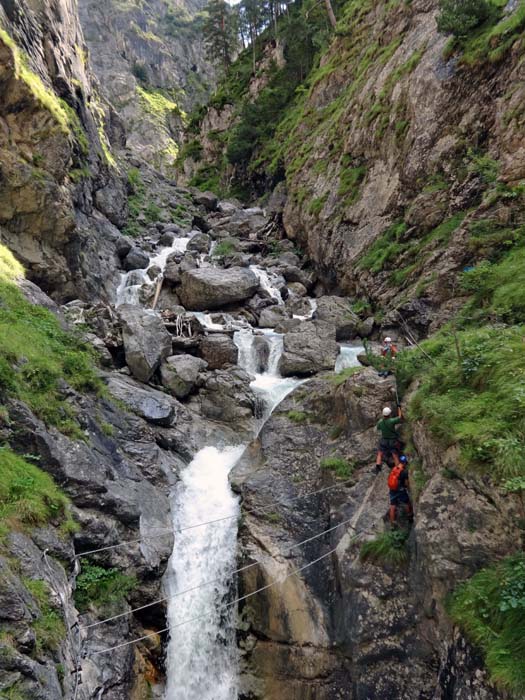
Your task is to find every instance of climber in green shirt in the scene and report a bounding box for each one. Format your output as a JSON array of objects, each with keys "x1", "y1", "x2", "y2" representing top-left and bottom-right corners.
[{"x1": 375, "y1": 405, "x2": 403, "y2": 473}]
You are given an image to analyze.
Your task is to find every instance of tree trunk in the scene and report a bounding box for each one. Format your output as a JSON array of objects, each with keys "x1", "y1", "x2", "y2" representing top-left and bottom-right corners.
[{"x1": 324, "y1": 0, "x2": 337, "y2": 29}]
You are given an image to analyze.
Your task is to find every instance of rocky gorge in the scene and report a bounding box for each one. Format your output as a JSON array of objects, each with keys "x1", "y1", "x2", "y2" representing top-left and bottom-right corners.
[{"x1": 0, "y1": 0, "x2": 524, "y2": 699}]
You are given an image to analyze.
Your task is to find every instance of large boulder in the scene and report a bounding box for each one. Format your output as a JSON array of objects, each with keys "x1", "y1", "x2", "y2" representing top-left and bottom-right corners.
[
  {"x1": 315, "y1": 296, "x2": 361, "y2": 341},
  {"x1": 122, "y1": 246, "x2": 149, "y2": 271},
  {"x1": 106, "y1": 375, "x2": 177, "y2": 427},
  {"x1": 118, "y1": 305, "x2": 172, "y2": 382},
  {"x1": 279, "y1": 320, "x2": 339, "y2": 377},
  {"x1": 179, "y1": 267, "x2": 260, "y2": 311},
  {"x1": 193, "y1": 191, "x2": 218, "y2": 211},
  {"x1": 160, "y1": 355, "x2": 208, "y2": 399},
  {"x1": 258, "y1": 305, "x2": 288, "y2": 328},
  {"x1": 192, "y1": 367, "x2": 260, "y2": 433},
  {"x1": 187, "y1": 232, "x2": 211, "y2": 254},
  {"x1": 200, "y1": 334, "x2": 239, "y2": 370}
]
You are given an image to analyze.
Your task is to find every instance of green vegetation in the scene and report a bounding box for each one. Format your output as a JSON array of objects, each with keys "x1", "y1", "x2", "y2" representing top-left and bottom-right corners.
[
  {"x1": 329, "y1": 365, "x2": 363, "y2": 386},
  {"x1": 437, "y1": 0, "x2": 491, "y2": 37},
  {"x1": 397, "y1": 325, "x2": 525, "y2": 482},
  {"x1": 212, "y1": 240, "x2": 236, "y2": 257},
  {"x1": 0, "y1": 447, "x2": 75, "y2": 536},
  {"x1": 287, "y1": 410, "x2": 308, "y2": 423},
  {"x1": 448, "y1": 554, "x2": 525, "y2": 695},
  {"x1": 360, "y1": 530, "x2": 409, "y2": 566},
  {"x1": 0, "y1": 244, "x2": 102, "y2": 436},
  {"x1": 74, "y1": 562, "x2": 136, "y2": 614},
  {"x1": 358, "y1": 212, "x2": 467, "y2": 286},
  {"x1": 442, "y1": 0, "x2": 525, "y2": 65},
  {"x1": 24, "y1": 579, "x2": 65, "y2": 654},
  {"x1": 320, "y1": 455, "x2": 354, "y2": 478},
  {"x1": 338, "y1": 157, "x2": 366, "y2": 205}
]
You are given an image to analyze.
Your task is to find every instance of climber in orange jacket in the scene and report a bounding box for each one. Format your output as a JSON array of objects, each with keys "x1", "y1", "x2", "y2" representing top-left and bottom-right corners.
[{"x1": 388, "y1": 455, "x2": 413, "y2": 525}]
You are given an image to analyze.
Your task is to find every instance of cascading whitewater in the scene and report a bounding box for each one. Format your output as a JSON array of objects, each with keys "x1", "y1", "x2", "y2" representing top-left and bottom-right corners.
[{"x1": 164, "y1": 446, "x2": 243, "y2": 700}]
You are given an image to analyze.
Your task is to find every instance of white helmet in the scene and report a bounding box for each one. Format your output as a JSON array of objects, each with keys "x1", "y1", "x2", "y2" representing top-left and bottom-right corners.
[
  {"x1": 382, "y1": 407, "x2": 392, "y2": 417},
  {"x1": 384, "y1": 337, "x2": 392, "y2": 343}
]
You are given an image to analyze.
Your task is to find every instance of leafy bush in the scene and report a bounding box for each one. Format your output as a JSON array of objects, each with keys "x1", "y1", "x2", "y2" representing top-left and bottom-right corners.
[
  {"x1": 74, "y1": 563, "x2": 136, "y2": 614},
  {"x1": 131, "y1": 61, "x2": 148, "y2": 83},
  {"x1": 0, "y1": 447, "x2": 75, "y2": 533},
  {"x1": 320, "y1": 456, "x2": 354, "y2": 478},
  {"x1": 360, "y1": 530, "x2": 409, "y2": 566},
  {"x1": 437, "y1": 0, "x2": 491, "y2": 37},
  {"x1": 448, "y1": 554, "x2": 525, "y2": 695}
]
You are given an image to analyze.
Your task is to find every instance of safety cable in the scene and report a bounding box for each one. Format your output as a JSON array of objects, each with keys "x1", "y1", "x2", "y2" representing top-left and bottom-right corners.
[
  {"x1": 90, "y1": 539, "x2": 353, "y2": 656},
  {"x1": 75, "y1": 477, "x2": 355, "y2": 559},
  {"x1": 81, "y1": 512, "x2": 368, "y2": 631}
]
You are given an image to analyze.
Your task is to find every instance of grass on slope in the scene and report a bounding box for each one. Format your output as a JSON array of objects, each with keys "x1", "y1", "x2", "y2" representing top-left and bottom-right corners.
[
  {"x1": 448, "y1": 554, "x2": 525, "y2": 695},
  {"x1": 0, "y1": 244, "x2": 102, "y2": 436},
  {"x1": 0, "y1": 446, "x2": 76, "y2": 536},
  {"x1": 397, "y1": 324, "x2": 525, "y2": 482}
]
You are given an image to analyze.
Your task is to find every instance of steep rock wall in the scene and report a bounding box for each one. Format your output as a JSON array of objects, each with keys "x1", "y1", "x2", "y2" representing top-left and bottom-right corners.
[
  {"x1": 232, "y1": 370, "x2": 521, "y2": 699},
  {"x1": 0, "y1": 0, "x2": 127, "y2": 301},
  {"x1": 78, "y1": 0, "x2": 215, "y2": 174}
]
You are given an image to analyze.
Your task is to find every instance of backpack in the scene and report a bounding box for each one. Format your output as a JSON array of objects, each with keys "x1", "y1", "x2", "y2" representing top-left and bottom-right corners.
[{"x1": 388, "y1": 465, "x2": 403, "y2": 491}]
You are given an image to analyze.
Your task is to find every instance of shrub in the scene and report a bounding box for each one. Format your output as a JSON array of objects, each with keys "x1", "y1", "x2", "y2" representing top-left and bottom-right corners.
[
  {"x1": 212, "y1": 240, "x2": 236, "y2": 258},
  {"x1": 131, "y1": 61, "x2": 148, "y2": 83},
  {"x1": 448, "y1": 554, "x2": 525, "y2": 695},
  {"x1": 437, "y1": 0, "x2": 491, "y2": 37},
  {"x1": 74, "y1": 562, "x2": 136, "y2": 614},
  {"x1": 320, "y1": 456, "x2": 354, "y2": 478},
  {"x1": 360, "y1": 530, "x2": 409, "y2": 566}
]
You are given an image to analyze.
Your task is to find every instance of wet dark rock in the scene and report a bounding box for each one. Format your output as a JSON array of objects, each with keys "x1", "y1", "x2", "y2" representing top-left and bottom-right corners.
[
  {"x1": 193, "y1": 190, "x2": 218, "y2": 211},
  {"x1": 187, "y1": 232, "x2": 211, "y2": 254},
  {"x1": 258, "y1": 305, "x2": 288, "y2": 328},
  {"x1": 191, "y1": 367, "x2": 259, "y2": 433},
  {"x1": 115, "y1": 235, "x2": 133, "y2": 259},
  {"x1": 279, "y1": 320, "x2": 339, "y2": 376},
  {"x1": 160, "y1": 231, "x2": 175, "y2": 246},
  {"x1": 123, "y1": 246, "x2": 150, "y2": 271},
  {"x1": 118, "y1": 304, "x2": 173, "y2": 382},
  {"x1": 253, "y1": 335, "x2": 271, "y2": 373},
  {"x1": 200, "y1": 334, "x2": 239, "y2": 369}
]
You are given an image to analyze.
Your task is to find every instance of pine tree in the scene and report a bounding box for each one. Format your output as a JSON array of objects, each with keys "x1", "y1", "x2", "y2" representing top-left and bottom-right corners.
[{"x1": 203, "y1": 0, "x2": 238, "y2": 69}]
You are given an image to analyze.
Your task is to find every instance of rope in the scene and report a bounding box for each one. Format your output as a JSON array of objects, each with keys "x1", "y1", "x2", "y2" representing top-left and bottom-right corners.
[
  {"x1": 80, "y1": 511, "x2": 374, "y2": 631},
  {"x1": 87, "y1": 471, "x2": 381, "y2": 655},
  {"x1": 90, "y1": 541, "x2": 350, "y2": 657},
  {"x1": 75, "y1": 477, "x2": 356, "y2": 559}
]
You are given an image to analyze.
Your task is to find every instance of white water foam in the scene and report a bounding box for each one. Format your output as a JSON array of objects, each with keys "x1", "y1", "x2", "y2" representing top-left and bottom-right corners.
[
  {"x1": 164, "y1": 445, "x2": 243, "y2": 700},
  {"x1": 335, "y1": 343, "x2": 365, "y2": 373},
  {"x1": 115, "y1": 235, "x2": 192, "y2": 307}
]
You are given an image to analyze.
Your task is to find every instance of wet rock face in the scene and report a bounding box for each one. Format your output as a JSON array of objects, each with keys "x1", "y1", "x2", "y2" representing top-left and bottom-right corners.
[
  {"x1": 179, "y1": 266, "x2": 260, "y2": 311},
  {"x1": 200, "y1": 334, "x2": 239, "y2": 370},
  {"x1": 160, "y1": 354, "x2": 208, "y2": 399},
  {"x1": 0, "y1": 1, "x2": 125, "y2": 302},
  {"x1": 278, "y1": 320, "x2": 339, "y2": 376},
  {"x1": 233, "y1": 371, "x2": 515, "y2": 700}
]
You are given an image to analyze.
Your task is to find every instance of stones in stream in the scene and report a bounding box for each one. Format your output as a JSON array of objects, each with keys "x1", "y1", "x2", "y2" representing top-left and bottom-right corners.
[
  {"x1": 279, "y1": 320, "x2": 339, "y2": 376},
  {"x1": 118, "y1": 304, "x2": 172, "y2": 382},
  {"x1": 178, "y1": 266, "x2": 260, "y2": 310}
]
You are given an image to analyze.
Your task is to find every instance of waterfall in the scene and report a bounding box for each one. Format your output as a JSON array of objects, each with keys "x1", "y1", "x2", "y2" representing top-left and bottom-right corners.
[
  {"x1": 165, "y1": 326, "x2": 302, "y2": 700},
  {"x1": 335, "y1": 342, "x2": 365, "y2": 373},
  {"x1": 164, "y1": 446, "x2": 243, "y2": 700},
  {"x1": 115, "y1": 235, "x2": 192, "y2": 307}
]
